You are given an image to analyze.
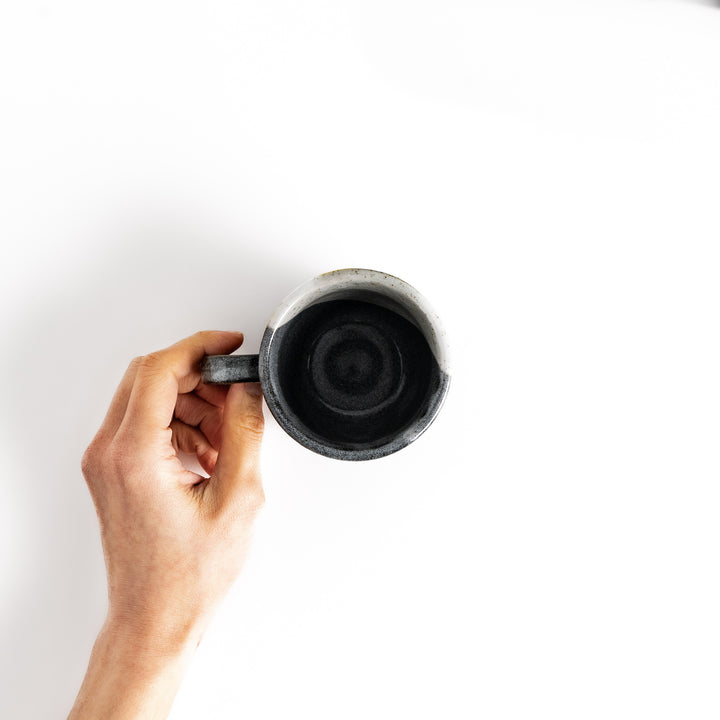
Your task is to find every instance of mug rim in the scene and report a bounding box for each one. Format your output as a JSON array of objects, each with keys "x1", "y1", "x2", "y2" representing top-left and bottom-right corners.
[{"x1": 258, "y1": 268, "x2": 451, "y2": 461}]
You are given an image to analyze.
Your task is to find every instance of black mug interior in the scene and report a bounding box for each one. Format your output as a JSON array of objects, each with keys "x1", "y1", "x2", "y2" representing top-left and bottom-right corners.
[{"x1": 269, "y1": 290, "x2": 441, "y2": 451}]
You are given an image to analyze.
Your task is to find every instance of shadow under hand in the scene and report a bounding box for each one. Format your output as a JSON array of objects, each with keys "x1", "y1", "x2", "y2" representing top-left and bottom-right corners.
[{"x1": 0, "y1": 215, "x2": 305, "y2": 719}]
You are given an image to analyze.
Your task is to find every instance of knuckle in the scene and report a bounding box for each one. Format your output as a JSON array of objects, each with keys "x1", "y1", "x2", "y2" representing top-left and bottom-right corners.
[
  {"x1": 237, "y1": 412, "x2": 265, "y2": 436},
  {"x1": 80, "y1": 442, "x2": 98, "y2": 479},
  {"x1": 138, "y1": 351, "x2": 164, "y2": 370}
]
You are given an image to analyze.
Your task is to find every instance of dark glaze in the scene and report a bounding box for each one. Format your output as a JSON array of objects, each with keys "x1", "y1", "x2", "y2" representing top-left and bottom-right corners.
[{"x1": 274, "y1": 299, "x2": 441, "y2": 448}]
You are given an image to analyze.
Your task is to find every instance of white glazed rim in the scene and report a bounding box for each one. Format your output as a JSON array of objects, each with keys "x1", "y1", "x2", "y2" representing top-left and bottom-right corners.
[{"x1": 265, "y1": 268, "x2": 450, "y2": 374}]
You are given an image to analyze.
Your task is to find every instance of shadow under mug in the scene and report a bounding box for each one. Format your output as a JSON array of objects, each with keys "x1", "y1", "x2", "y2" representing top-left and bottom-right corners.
[{"x1": 201, "y1": 268, "x2": 450, "y2": 460}]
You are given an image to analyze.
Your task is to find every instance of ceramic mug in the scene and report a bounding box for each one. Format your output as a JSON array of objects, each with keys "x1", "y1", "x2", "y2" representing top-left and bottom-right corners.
[{"x1": 201, "y1": 268, "x2": 450, "y2": 460}]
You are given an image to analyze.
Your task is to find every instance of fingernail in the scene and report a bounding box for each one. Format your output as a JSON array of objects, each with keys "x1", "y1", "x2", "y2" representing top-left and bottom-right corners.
[{"x1": 245, "y1": 383, "x2": 262, "y2": 397}]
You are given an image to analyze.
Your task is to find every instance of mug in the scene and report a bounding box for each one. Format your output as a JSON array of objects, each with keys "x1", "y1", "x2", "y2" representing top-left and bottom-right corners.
[{"x1": 201, "y1": 268, "x2": 450, "y2": 460}]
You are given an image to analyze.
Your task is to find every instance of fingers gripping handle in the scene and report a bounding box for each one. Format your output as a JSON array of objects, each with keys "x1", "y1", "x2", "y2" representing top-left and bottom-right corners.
[{"x1": 201, "y1": 355, "x2": 260, "y2": 384}]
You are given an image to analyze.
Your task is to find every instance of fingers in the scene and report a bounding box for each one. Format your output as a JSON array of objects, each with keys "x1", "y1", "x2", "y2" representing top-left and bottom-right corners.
[
  {"x1": 119, "y1": 331, "x2": 244, "y2": 439},
  {"x1": 174, "y1": 392, "x2": 225, "y2": 448},
  {"x1": 211, "y1": 383, "x2": 265, "y2": 510},
  {"x1": 170, "y1": 419, "x2": 219, "y2": 476},
  {"x1": 194, "y1": 381, "x2": 230, "y2": 408},
  {"x1": 94, "y1": 358, "x2": 142, "y2": 442}
]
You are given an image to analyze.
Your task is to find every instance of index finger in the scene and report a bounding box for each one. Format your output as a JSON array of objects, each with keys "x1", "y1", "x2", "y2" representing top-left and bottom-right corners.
[{"x1": 119, "y1": 331, "x2": 245, "y2": 437}]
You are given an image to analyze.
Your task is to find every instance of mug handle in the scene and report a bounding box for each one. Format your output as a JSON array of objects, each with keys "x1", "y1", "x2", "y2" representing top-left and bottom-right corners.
[{"x1": 201, "y1": 355, "x2": 260, "y2": 384}]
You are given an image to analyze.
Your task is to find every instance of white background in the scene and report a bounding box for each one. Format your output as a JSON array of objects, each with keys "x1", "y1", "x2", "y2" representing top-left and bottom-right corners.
[{"x1": 1, "y1": 1, "x2": 719, "y2": 718}]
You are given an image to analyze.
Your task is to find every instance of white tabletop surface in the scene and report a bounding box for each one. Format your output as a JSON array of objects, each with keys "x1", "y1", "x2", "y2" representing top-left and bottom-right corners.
[{"x1": 1, "y1": 1, "x2": 719, "y2": 718}]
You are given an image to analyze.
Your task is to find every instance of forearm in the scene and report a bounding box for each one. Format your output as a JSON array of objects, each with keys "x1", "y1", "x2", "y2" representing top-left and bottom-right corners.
[{"x1": 68, "y1": 618, "x2": 199, "y2": 720}]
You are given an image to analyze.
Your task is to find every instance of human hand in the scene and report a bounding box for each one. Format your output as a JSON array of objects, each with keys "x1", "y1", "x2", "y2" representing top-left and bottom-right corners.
[{"x1": 69, "y1": 331, "x2": 265, "y2": 719}]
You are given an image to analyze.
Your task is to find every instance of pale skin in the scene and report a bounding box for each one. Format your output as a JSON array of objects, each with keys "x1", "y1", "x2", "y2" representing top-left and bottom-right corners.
[{"x1": 68, "y1": 331, "x2": 265, "y2": 719}]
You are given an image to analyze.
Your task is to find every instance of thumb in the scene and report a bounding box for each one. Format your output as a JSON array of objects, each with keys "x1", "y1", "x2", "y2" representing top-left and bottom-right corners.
[{"x1": 212, "y1": 383, "x2": 265, "y2": 509}]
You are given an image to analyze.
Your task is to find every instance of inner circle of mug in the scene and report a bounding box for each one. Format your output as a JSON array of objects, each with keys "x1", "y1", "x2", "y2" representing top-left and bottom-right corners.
[{"x1": 307, "y1": 322, "x2": 405, "y2": 417}]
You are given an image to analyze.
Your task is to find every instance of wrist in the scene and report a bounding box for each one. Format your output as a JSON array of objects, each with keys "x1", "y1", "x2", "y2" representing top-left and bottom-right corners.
[
  {"x1": 103, "y1": 608, "x2": 206, "y2": 661},
  {"x1": 67, "y1": 617, "x2": 201, "y2": 719}
]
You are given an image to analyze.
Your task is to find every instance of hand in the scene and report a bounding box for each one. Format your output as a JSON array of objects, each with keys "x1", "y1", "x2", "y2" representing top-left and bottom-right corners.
[{"x1": 69, "y1": 331, "x2": 265, "y2": 719}]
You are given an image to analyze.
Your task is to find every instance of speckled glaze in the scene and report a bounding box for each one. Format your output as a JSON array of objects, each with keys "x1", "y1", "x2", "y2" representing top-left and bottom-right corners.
[
  {"x1": 202, "y1": 268, "x2": 451, "y2": 461},
  {"x1": 265, "y1": 269, "x2": 450, "y2": 375}
]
